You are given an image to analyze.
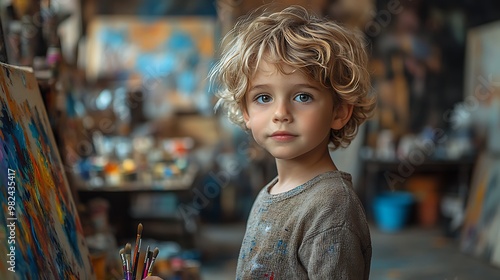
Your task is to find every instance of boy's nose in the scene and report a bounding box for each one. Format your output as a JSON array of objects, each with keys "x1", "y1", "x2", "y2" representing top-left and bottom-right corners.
[{"x1": 273, "y1": 102, "x2": 292, "y2": 123}]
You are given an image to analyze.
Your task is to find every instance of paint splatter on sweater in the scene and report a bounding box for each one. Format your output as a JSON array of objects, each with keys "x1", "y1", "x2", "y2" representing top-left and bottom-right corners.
[{"x1": 236, "y1": 171, "x2": 372, "y2": 279}]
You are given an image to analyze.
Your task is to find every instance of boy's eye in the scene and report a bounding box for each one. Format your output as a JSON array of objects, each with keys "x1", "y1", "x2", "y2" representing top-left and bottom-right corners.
[
  {"x1": 294, "y1": 93, "x2": 312, "y2": 103},
  {"x1": 255, "y1": 94, "x2": 272, "y2": 104}
]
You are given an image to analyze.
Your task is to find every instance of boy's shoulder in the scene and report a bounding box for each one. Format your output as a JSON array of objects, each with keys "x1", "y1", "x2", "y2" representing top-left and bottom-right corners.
[
  {"x1": 304, "y1": 171, "x2": 354, "y2": 198},
  {"x1": 296, "y1": 171, "x2": 369, "y2": 240},
  {"x1": 309, "y1": 172, "x2": 360, "y2": 206}
]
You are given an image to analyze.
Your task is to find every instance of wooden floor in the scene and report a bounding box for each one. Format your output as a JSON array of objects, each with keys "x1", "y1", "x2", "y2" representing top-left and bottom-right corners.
[{"x1": 197, "y1": 223, "x2": 500, "y2": 280}]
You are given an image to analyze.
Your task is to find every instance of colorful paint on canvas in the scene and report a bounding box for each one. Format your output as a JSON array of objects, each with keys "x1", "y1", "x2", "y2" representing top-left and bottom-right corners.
[{"x1": 0, "y1": 62, "x2": 94, "y2": 279}]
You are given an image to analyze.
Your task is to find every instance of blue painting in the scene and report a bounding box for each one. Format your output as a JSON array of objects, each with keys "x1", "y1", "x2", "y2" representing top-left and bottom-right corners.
[{"x1": 85, "y1": 16, "x2": 215, "y2": 115}]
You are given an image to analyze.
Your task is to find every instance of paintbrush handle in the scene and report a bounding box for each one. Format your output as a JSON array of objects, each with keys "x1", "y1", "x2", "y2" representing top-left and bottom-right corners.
[
  {"x1": 125, "y1": 254, "x2": 132, "y2": 280},
  {"x1": 147, "y1": 255, "x2": 159, "y2": 276},
  {"x1": 132, "y1": 239, "x2": 141, "y2": 280},
  {"x1": 122, "y1": 265, "x2": 127, "y2": 279},
  {"x1": 142, "y1": 250, "x2": 153, "y2": 279},
  {"x1": 142, "y1": 259, "x2": 151, "y2": 279},
  {"x1": 120, "y1": 253, "x2": 127, "y2": 280}
]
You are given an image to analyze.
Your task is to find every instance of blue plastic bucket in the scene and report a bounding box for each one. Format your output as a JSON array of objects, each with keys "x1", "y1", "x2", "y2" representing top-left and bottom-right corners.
[{"x1": 374, "y1": 191, "x2": 414, "y2": 232}]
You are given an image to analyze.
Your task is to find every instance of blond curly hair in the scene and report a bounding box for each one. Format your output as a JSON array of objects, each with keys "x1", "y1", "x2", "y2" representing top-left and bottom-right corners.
[{"x1": 210, "y1": 5, "x2": 375, "y2": 149}]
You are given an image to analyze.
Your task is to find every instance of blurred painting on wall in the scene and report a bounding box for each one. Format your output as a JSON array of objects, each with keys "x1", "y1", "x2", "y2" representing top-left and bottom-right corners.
[
  {"x1": 0, "y1": 62, "x2": 94, "y2": 278},
  {"x1": 463, "y1": 20, "x2": 500, "y2": 154},
  {"x1": 85, "y1": 16, "x2": 216, "y2": 116}
]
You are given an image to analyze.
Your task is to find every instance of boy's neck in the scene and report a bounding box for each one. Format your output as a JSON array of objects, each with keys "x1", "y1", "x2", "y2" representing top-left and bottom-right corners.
[{"x1": 270, "y1": 151, "x2": 338, "y2": 194}]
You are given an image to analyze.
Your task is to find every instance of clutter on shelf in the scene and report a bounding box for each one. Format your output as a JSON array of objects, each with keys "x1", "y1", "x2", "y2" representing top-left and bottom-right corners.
[{"x1": 73, "y1": 135, "x2": 198, "y2": 190}]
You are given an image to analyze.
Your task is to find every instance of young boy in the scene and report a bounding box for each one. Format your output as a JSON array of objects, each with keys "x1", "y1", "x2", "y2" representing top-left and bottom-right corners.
[
  {"x1": 211, "y1": 5, "x2": 375, "y2": 279},
  {"x1": 147, "y1": 5, "x2": 374, "y2": 280}
]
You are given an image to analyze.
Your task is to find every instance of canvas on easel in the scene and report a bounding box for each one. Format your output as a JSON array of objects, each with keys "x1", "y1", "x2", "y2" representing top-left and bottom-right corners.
[
  {"x1": 461, "y1": 155, "x2": 500, "y2": 268},
  {"x1": 0, "y1": 62, "x2": 94, "y2": 279},
  {"x1": 461, "y1": 20, "x2": 500, "y2": 268}
]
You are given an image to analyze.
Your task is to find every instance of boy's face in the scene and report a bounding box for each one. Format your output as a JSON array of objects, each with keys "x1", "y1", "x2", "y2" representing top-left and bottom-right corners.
[{"x1": 243, "y1": 60, "x2": 352, "y2": 161}]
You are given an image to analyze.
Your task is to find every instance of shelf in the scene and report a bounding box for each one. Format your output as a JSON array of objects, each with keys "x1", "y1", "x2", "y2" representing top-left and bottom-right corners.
[
  {"x1": 358, "y1": 155, "x2": 477, "y2": 222},
  {"x1": 76, "y1": 166, "x2": 198, "y2": 193}
]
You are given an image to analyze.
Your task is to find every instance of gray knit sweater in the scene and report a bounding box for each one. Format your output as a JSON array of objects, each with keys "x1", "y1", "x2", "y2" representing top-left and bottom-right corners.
[{"x1": 236, "y1": 171, "x2": 372, "y2": 279}]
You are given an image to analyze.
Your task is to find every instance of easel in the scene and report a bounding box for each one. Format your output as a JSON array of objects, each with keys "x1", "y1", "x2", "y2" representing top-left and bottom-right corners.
[{"x1": 0, "y1": 14, "x2": 8, "y2": 63}]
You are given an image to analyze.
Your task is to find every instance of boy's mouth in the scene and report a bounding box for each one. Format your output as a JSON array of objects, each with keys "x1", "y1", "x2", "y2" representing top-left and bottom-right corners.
[{"x1": 270, "y1": 131, "x2": 297, "y2": 141}]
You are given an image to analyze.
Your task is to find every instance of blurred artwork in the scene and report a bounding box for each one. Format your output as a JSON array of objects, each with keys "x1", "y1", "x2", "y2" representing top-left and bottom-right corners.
[
  {"x1": 0, "y1": 63, "x2": 94, "y2": 279},
  {"x1": 89, "y1": 0, "x2": 217, "y2": 16},
  {"x1": 85, "y1": 16, "x2": 216, "y2": 115},
  {"x1": 464, "y1": 20, "x2": 500, "y2": 100},
  {"x1": 463, "y1": 20, "x2": 500, "y2": 154},
  {"x1": 461, "y1": 21, "x2": 500, "y2": 267},
  {"x1": 461, "y1": 154, "x2": 500, "y2": 267},
  {"x1": 372, "y1": 9, "x2": 427, "y2": 137}
]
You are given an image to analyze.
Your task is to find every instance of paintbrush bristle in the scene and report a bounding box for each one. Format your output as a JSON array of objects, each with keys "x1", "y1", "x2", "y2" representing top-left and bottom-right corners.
[
  {"x1": 152, "y1": 248, "x2": 159, "y2": 258},
  {"x1": 119, "y1": 248, "x2": 125, "y2": 255},
  {"x1": 137, "y1": 223, "x2": 143, "y2": 235},
  {"x1": 125, "y1": 243, "x2": 132, "y2": 254}
]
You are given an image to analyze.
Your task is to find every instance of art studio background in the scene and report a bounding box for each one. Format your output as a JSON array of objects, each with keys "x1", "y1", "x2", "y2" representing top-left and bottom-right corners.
[{"x1": 1, "y1": 0, "x2": 500, "y2": 279}]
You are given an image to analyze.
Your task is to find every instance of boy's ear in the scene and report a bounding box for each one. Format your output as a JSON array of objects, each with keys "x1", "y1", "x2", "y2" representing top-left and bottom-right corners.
[
  {"x1": 242, "y1": 109, "x2": 252, "y2": 129},
  {"x1": 331, "y1": 103, "x2": 353, "y2": 130}
]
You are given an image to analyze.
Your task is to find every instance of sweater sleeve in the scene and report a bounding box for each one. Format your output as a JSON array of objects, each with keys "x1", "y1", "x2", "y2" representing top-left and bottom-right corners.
[{"x1": 298, "y1": 225, "x2": 368, "y2": 280}]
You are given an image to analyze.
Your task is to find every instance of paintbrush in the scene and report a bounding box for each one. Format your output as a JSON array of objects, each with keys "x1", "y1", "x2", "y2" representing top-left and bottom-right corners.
[
  {"x1": 132, "y1": 223, "x2": 143, "y2": 280},
  {"x1": 125, "y1": 243, "x2": 132, "y2": 280},
  {"x1": 140, "y1": 245, "x2": 150, "y2": 279},
  {"x1": 119, "y1": 248, "x2": 127, "y2": 280},
  {"x1": 146, "y1": 247, "x2": 160, "y2": 277},
  {"x1": 142, "y1": 248, "x2": 153, "y2": 279}
]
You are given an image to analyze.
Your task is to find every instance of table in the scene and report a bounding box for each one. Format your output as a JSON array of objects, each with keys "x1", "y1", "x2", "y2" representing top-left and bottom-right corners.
[{"x1": 358, "y1": 157, "x2": 476, "y2": 220}]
